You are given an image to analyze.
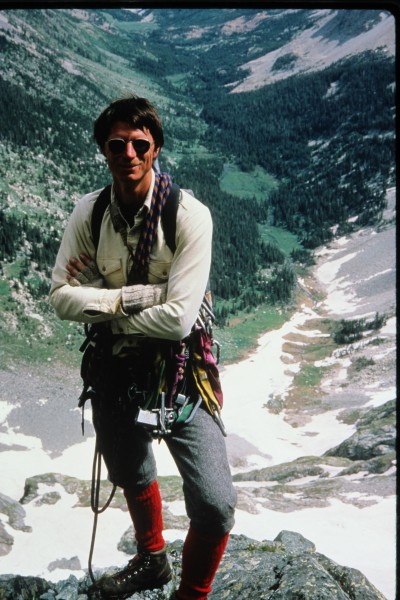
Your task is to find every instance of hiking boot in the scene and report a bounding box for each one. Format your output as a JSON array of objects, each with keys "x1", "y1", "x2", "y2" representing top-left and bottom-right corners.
[{"x1": 97, "y1": 549, "x2": 172, "y2": 598}]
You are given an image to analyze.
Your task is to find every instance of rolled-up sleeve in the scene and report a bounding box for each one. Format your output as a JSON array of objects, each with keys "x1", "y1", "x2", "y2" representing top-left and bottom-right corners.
[{"x1": 49, "y1": 190, "x2": 124, "y2": 324}]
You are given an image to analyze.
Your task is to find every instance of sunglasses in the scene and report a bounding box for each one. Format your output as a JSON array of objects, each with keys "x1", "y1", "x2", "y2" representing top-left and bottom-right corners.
[{"x1": 106, "y1": 138, "x2": 152, "y2": 155}]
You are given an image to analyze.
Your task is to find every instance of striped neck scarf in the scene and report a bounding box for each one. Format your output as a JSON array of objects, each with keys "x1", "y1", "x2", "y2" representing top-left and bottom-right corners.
[{"x1": 128, "y1": 172, "x2": 173, "y2": 284}]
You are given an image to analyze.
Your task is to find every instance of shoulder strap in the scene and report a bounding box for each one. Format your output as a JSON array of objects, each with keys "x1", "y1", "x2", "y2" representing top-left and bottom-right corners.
[
  {"x1": 161, "y1": 183, "x2": 180, "y2": 254},
  {"x1": 91, "y1": 182, "x2": 181, "y2": 254},
  {"x1": 91, "y1": 184, "x2": 112, "y2": 250}
]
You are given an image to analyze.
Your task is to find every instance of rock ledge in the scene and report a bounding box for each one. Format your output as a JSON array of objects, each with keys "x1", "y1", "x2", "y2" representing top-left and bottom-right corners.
[{"x1": 0, "y1": 531, "x2": 386, "y2": 599}]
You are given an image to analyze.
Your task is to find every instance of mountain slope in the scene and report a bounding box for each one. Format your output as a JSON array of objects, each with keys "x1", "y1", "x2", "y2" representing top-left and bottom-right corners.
[
  {"x1": 0, "y1": 8, "x2": 396, "y2": 598},
  {"x1": 231, "y1": 9, "x2": 395, "y2": 91},
  {"x1": 0, "y1": 6, "x2": 396, "y2": 363}
]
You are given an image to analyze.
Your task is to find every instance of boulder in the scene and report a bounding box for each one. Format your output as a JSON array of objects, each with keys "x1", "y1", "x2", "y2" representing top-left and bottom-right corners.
[
  {"x1": 0, "y1": 492, "x2": 32, "y2": 557},
  {"x1": 325, "y1": 400, "x2": 395, "y2": 460}
]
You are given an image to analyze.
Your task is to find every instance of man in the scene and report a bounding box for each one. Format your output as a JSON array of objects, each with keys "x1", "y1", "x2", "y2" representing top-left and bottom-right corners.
[{"x1": 50, "y1": 95, "x2": 236, "y2": 599}]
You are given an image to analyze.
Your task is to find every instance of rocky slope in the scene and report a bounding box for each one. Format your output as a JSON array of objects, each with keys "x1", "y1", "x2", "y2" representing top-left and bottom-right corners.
[
  {"x1": 0, "y1": 530, "x2": 387, "y2": 599},
  {"x1": 0, "y1": 203, "x2": 396, "y2": 598}
]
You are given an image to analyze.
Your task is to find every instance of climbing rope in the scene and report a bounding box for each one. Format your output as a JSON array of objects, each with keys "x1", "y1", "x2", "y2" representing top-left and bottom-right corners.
[{"x1": 88, "y1": 441, "x2": 117, "y2": 586}]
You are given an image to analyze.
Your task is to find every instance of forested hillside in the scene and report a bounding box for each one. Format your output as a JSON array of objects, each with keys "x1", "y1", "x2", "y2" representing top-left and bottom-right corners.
[
  {"x1": 0, "y1": 7, "x2": 395, "y2": 363},
  {"x1": 200, "y1": 50, "x2": 395, "y2": 247}
]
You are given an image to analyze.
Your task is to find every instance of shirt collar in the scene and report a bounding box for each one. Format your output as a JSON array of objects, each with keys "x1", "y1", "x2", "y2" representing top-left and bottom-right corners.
[{"x1": 109, "y1": 170, "x2": 156, "y2": 233}]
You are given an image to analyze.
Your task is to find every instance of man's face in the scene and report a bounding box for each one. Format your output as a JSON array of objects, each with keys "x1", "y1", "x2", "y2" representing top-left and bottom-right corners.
[{"x1": 103, "y1": 120, "x2": 160, "y2": 192}]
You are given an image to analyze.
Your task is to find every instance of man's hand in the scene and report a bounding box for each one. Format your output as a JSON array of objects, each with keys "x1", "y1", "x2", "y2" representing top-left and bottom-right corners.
[{"x1": 66, "y1": 254, "x2": 103, "y2": 288}]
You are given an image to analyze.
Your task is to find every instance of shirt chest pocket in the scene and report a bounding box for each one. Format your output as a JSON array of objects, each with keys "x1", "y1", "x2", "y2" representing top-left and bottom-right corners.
[
  {"x1": 97, "y1": 257, "x2": 125, "y2": 288},
  {"x1": 148, "y1": 259, "x2": 171, "y2": 284}
]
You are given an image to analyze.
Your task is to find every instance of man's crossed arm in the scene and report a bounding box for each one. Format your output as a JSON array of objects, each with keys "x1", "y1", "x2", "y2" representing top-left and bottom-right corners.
[{"x1": 66, "y1": 253, "x2": 167, "y2": 315}]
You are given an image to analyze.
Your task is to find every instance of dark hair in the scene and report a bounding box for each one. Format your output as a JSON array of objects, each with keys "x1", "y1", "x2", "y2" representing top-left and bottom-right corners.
[{"x1": 94, "y1": 95, "x2": 164, "y2": 151}]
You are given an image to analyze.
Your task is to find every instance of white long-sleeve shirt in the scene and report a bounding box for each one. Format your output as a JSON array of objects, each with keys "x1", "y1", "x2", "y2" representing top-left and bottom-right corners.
[{"x1": 50, "y1": 170, "x2": 212, "y2": 342}]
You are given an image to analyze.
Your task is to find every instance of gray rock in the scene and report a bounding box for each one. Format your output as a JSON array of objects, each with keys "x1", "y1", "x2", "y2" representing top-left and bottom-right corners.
[
  {"x1": 268, "y1": 554, "x2": 351, "y2": 599},
  {"x1": 36, "y1": 491, "x2": 62, "y2": 506},
  {"x1": 0, "y1": 574, "x2": 51, "y2": 599},
  {"x1": 54, "y1": 574, "x2": 80, "y2": 600},
  {"x1": 325, "y1": 400, "x2": 395, "y2": 460},
  {"x1": 48, "y1": 556, "x2": 82, "y2": 572},
  {"x1": 0, "y1": 533, "x2": 387, "y2": 600},
  {"x1": 337, "y1": 452, "x2": 395, "y2": 476},
  {"x1": 229, "y1": 399, "x2": 395, "y2": 514},
  {"x1": 233, "y1": 454, "x2": 345, "y2": 483},
  {"x1": 117, "y1": 527, "x2": 138, "y2": 555},
  {"x1": 274, "y1": 530, "x2": 316, "y2": 553},
  {"x1": 40, "y1": 592, "x2": 57, "y2": 600},
  {"x1": 265, "y1": 394, "x2": 285, "y2": 414},
  {"x1": 0, "y1": 492, "x2": 32, "y2": 557},
  {"x1": 0, "y1": 521, "x2": 14, "y2": 557},
  {"x1": 0, "y1": 492, "x2": 32, "y2": 532},
  {"x1": 212, "y1": 534, "x2": 386, "y2": 599}
]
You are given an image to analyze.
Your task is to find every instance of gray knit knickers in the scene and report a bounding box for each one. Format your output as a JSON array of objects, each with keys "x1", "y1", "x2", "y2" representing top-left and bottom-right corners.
[{"x1": 92, "y1": 401, "x2": 237, "y2": 536}]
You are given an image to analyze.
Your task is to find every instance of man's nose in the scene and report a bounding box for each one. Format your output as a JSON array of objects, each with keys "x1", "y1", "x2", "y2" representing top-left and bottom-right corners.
[{"x1": 124, "y1": 141, "x2": 137, "y2": 158}]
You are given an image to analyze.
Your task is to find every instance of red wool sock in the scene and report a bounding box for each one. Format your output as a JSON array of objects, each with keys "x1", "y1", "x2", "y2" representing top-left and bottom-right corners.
[
  {"x1": 123, "y1": 480, "x2": 165, "y2": 553},
  {"x1": 176, "y1": 525, "x2": 230, "y2": 599}
]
